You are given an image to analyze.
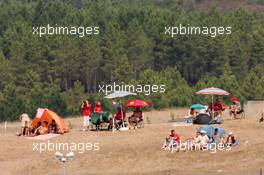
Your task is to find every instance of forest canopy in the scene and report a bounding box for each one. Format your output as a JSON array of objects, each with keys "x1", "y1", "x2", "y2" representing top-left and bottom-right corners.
[{"x1": 0, "y1": 0, "x2": 264, "y2": 121}]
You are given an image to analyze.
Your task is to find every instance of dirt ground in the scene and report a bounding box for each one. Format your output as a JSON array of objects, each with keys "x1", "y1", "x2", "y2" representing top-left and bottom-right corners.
[{"x1": 0, "y1": 108, "x2": 264, "y2": 175}]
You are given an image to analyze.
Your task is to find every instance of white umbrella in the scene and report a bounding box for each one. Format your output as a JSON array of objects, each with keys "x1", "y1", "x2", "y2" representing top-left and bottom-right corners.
[
  {"x1": 104, "y1": 91, "x2": 137, "y2": 99},
  {"x1": 104, "y1": 91, "x2": 137, "y2": 131},
  {"x1": 195, "y1": 87, "x2": 230, "y2": 96},
  {"x1": 195, "y1": 87, "x2": 230, "y2": 117}
]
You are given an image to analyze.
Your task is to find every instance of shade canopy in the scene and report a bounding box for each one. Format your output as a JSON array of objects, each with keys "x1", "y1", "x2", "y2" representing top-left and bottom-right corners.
[
  {"x1": 104, "y1": 91, "x2": 137, "y2": 99},
  {"x1": 190, "y1": 103, "x2": 205, "y2": 110},
  {"x1": 125, "y1": 99, "x2": 149, "y2": 108},
  {"x1": 195, "y1": 87, "x2": 230, "y2": 96}
]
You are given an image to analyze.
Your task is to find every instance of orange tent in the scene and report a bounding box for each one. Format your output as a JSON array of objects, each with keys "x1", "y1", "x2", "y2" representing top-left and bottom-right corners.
[{"x1": 31, "y1": 108, "x2": 69, "y2": 133}]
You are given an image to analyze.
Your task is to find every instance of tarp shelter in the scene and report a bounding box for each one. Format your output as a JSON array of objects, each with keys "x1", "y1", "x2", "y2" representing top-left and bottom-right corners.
[
  {"x1": 198, "y1": 125, "x2": 225, "y2": 138},
  {"x1": 31, "y1": 108, "x2": 69, "y2": 133}
]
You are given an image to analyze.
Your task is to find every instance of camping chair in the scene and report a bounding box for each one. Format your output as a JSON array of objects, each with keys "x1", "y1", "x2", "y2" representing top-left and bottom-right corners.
[
  {"x1": 140, "y1": 113, "x2": 145, "y2": 128},
  {"x1": 100, "y1": 111, "x2": 110, "y2": 130},
  {"x1": 234, "y1": 102, "x2": 245, "y2": 119},
  {"x1": 102, "y1": 111, "x2": 110, "y2": 122},
  {"x1": 234, "y1": 109, "x2": 245, "y2": 119},
  {"x1": 91, "y1": 113, "x2": 101, "y2": 130}
]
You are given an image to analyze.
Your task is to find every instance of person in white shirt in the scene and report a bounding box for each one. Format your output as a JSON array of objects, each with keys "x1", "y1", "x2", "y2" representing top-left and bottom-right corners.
[
  {"x1": 196, "y1": 130, "x2": 209, "y2": 149},
  {"x1": 19, "y1": 113, "x2": 30, "y2": 136}
]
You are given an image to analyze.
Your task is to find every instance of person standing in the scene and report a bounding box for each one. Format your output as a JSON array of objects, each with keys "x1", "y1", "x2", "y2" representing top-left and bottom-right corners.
[
  {"x1": 93, "y1": 101, "x2": 103, "y2": 130},
  {"x1": 81, "y1": 100, "x2": 91, "y2": 131},
  {"x1": 19, "y1": 112, "x2": 30, "y2": 136}
]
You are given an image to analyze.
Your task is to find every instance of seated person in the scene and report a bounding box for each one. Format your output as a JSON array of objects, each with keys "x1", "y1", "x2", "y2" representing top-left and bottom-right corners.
[
  {"x1": 94, "y1": 101, "x2": 103, "y2": 123},
  {"x1": 196, "y1": 130, "x2": 209, "y2": 149},
  {"x1": 213, "y1": 98, "x2": 225, "y2": 118},
  {"x1": 128, "y1": 107, "x2": 143, "y2": 128},
  {"x1": 19, "y1": 113, "x2": 30, "y2": 136},
  {"x1": 162, "y1": 129, "x2": 181, "y2": 150},
  {"x1": 229, "y1": 100, "x2": 241, "y2": 119},
  {"x1": 212, "y1": 128, "x2": 224, "y2": 145},
  {"x1": 31, "y1": 121, "x2": 41, "y2": 135},
  {"x1": 189, "y1": 108, "x2": 199, "y2": 117},
  {"x1": 35, "y1": 121, "x2": 49, "y2": 135},
  {"x1": 226, "y1": 132, "x2": 239, "y2": 146},
  {"x1": 49, "y1": 120, "x2": 59, "y2": 133},
  {"x1": 188, "y1": 131, "x2": 201, "y2": 150},
  {"x1": 115, "y1": 109, "x2": 126, "y2": 128},
  {"x1": 94, "y1": 101, "x2": 103, "y2": 114}
]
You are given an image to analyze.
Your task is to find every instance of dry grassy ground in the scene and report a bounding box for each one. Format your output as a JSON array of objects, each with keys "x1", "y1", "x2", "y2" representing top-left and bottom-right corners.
[{"x1": 0, "y1": 108, "x2": 264, "y2": 175}]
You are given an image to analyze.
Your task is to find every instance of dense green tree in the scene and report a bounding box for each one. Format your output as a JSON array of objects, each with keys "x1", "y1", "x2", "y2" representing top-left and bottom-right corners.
[{"x1": 0, "y1": 0, "x2": 263, "y2": 120}]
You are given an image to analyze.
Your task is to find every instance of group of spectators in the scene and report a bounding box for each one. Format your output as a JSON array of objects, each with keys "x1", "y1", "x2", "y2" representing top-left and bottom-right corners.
[
  {"x1": 81, "y1": 100, "x2": 103, "y2": 131},
  {"x1": 189, "y1": 98, "x2": 225, "y2": 120},
  {"x1": 162, "y1": 129, "x2": 239, "y2": 151},
  {"x1": 17, "y1": 113, "x2": 60, "y2": 136},
  {"x1": 189, "y1": 96, "x2": 243, "y2": 120},
  {"x1": 31, "y1": 120, "x2": 59, "y2": 136},
  {"x1": 81, "y1": 100, "x2": 144, "y2": 131}
]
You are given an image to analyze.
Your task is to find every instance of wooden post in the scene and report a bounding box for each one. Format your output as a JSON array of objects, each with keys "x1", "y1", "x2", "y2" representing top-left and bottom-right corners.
[{"x1": 4, "y1": 121, "x2": 7, "y2": 133}]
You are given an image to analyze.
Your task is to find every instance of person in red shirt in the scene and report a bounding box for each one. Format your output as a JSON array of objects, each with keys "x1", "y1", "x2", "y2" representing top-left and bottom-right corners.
[
  {"x1": 94, "y1": 101, "x2": 103, "y2": 114},
  {"x1": 168, "y1": 129, "x2": 181, "y2": 145},
  {"x1": 114, "y1": 107, "x2": 126, "y2": 129},
  {"x1": 162, "y1": 129, "x2": 181, "y2": 150},
  {"x1": 81, "y1": 100, "x2": 91, "y2": 131},
  {"x1": 213, "y1": 98, "x2": 225, "y2": 118}
]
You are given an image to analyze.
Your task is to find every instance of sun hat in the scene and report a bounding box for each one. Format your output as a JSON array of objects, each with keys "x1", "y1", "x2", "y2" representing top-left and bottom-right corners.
[{"x1": 200, "y1": 130, "x2": 207, "y2": 134}]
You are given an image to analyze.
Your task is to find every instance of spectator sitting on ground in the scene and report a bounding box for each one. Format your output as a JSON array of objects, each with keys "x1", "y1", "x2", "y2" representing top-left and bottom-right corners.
[
  {"x1": 31, "y1": 121, "x2": 41, "y2": 135},
  {"x1": 196, "y1": 130, "x2": 209, "y2": 149},
  {"x1": 191, "y1": 131, "x2": 200, "y2": 143},
  {"x1": 35, "y1": 121, "x2": 49, "y2": 135},
  {"x1": 189, "y1": 108, "x2": 199, "y2": 117},
  {"x1": 212, "y1": 128, "x2": 224, "y2": 146},
  {"x1": 49, "y1": 120, "x2": 59, "y2": 134},
  {"x1": 18, "y1": 113, "x2": 31, "y2": 136},
  {"x1": 162, "y1": 129, "x2": 181, "y2": 150},
  {"x1": 226, "y1": 132, "x2": 239, "y2": 146}
]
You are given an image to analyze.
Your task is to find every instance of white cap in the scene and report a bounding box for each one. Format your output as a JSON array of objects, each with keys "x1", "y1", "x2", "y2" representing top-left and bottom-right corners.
[
  {"x1": 200, "y1": 130, "x2": 207, "y2": 134},
  {"x1": 228, "y1": 132, "x2": 233, "y2": 135}
]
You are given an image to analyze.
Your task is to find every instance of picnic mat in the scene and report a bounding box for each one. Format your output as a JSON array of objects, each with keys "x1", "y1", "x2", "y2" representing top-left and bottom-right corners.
[
  {"x1": 26, "y1": 133, "x2": 61, "y2": 140},
  {"x1": 173, "y1": 122, "x2": 193, "y2": 127}
]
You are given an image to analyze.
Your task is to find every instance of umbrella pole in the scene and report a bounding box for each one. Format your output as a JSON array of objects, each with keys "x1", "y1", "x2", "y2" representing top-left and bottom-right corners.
[
  {"x1": 112, "y1": 113, "x2": 115, "y2": 132},
  {"x1": 212, "y1": 95, "x2": 214, "y2": 118},
  {"x1": 120, "y1": 99, "x2": 125, "y2": 128}
]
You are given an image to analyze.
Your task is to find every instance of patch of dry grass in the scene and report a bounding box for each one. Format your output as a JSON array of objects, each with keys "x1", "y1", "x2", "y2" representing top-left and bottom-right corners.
[{"x1": 0, "y1": 108, "x2": 263, "y2": 175}]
